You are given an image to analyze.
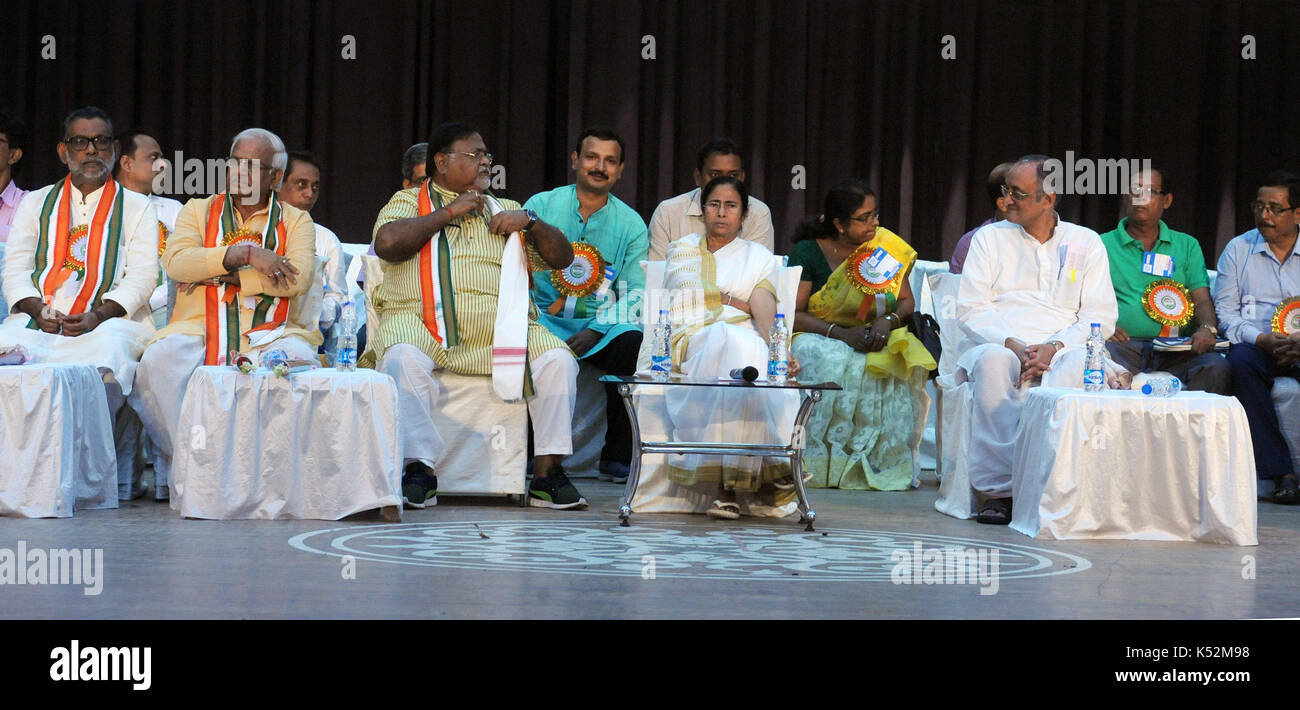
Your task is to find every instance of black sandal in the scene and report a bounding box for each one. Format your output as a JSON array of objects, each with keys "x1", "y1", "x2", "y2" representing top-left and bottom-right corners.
[
  {"x1": 976, "y1": 497, "x2": 1013, "y2": 525},
  {"x1": 1273, "y1": 474, "x2": 1300, "y2": 506}
]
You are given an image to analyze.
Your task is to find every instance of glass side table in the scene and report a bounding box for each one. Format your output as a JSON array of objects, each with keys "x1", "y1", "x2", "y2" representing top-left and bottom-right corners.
[{"x1": 600, "y1": 375, "x2": 842, "y2": 531}]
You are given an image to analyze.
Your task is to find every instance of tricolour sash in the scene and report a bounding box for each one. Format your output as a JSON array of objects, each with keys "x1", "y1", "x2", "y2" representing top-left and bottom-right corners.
[
  {"x1": 415, "y1": 183, "x2": 532, "y2": 400},
  {"x1": 27, "y1": 175, "x2": 125, "y2": 327},
  {"x1": 201, "y1": 193, "x2": 289, "y2": 365}
]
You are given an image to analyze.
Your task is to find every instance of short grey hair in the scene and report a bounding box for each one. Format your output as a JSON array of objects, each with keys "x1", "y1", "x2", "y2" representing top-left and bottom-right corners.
[{"x1": 230, "y1": 127, "x2": 288, "y2": 172}]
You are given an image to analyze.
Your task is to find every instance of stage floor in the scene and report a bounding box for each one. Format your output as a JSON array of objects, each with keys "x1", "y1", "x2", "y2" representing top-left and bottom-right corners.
[{"x1": 2, "y1": 474, "x2": 1296, "y2": 620}]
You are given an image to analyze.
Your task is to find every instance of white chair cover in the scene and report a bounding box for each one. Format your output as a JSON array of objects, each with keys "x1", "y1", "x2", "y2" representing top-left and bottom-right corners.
[
  {"x1": 171, "y1": 366, "x2": 402, "y2": 520},
  {"x1": 0, "y1": 364, "x2": 117, "y2": 517},
  {"x1": 358, "y1": 254, "x2": 526, "y2": 496},
  {"x1": 1010, "y1": 388, "x2": 1257, "y2": 545}
]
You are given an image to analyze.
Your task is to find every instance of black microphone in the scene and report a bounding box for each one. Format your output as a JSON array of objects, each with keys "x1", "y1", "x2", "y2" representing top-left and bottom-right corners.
[{"x1": 729, "y1": 366, "x2": 759, "y2": 382}]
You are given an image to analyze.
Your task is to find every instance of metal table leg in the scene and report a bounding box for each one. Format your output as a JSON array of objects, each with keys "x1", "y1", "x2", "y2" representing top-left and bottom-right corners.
[
  {"x1": 790, "y1": 390, "x2": 820, "y2": 531},
  {"x1": 617, "y1": 383, "x2": 643, "y2": 527}
]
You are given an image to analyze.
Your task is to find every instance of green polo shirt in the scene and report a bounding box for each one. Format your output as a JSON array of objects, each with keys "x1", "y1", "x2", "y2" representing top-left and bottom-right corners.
[{"x1": 1099, "y1": 218, "x2": 1209, "y2": 338}]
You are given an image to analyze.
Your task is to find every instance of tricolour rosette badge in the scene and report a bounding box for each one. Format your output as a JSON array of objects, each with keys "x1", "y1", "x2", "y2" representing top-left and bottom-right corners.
[
  {"x1": 1273, "y1": 296, "x2": 1300, "y2": 336},
  {"x1": 552, "y1": 242, "x2": 606, "y2": 298},
  {"x1": 1142, "y1": 278, "x2": 1193, "y2": 337},
  {"x1": 547, "y1": 242, "x2": 607, "y2": 317}
]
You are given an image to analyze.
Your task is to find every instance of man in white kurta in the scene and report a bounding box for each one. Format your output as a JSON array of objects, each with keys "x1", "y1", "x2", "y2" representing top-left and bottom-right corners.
[
  {"x1": 113, "y1": 130, "x2": 186, "y2": 497},
  {"x1": 956, "y1": 156, "x2": 1118, "y2": 524},
  {"x1": 277, "y1": 152, "x2": 349, "y2": 334},
  {"x1": 114, "y1": 129, "x2": 184, "y2": 329},
  {"x1": 0, "y1": 108, "x2": 159, "y2": 497}
]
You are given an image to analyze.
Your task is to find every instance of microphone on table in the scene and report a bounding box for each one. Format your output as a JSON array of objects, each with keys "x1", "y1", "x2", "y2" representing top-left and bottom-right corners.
[{"x1": 729, "y1": 366, "x2": 760, "y2": 382}]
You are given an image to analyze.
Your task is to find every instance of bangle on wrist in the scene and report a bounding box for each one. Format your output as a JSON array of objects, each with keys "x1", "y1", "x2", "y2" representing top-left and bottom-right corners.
[{"x1": 826, "y1": 324, "x2": 835, "y2": 337}]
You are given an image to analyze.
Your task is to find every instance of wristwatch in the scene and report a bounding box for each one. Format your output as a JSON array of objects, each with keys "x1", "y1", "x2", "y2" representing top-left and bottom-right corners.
[
  {"x1": 1200, "y1": 324, "x2": 1218, "y2": 336},
  {"x1": 522, "y1": 209, "x2": 539, "y2": 232}
]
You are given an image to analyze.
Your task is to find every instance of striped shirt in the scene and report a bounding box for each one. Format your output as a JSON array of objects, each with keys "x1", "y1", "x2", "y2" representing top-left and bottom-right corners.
[{"x1": 364, "y1": 183, "x2": 568, "y2": 374}]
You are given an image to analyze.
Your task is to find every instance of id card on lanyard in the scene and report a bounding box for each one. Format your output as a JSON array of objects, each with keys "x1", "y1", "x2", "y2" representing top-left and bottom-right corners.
[{"x1": 1142, "y1": 251, "x2": 1175, "y2": 277}]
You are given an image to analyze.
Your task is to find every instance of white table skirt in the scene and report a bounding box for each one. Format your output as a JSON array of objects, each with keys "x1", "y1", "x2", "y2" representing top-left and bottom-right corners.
[
  {"x1": 0, "y1": 364, "x2": 116, "y2": 517},
  {"x1": 1011, "y1": 387, "x2": 1257, "y2": 545},
  {"x1": 172, "y1": 366, "x2": 401, "y2": 520}
]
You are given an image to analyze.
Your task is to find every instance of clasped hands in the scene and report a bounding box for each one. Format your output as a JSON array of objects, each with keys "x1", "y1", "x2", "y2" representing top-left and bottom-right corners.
[
  {"x1": 22, "y1": 297, "x2": 121, "y2": 336},
  {"x1": 1265, "y1": 331, "x2": 1300, "y2": 366},
  {"x1": 1006, "y1": 337, "x2": 1132, "y2": 389},
  {"x1": 181, "y1": 244, "x2": 301, "y2": 294},
  {"x1": 827, "y1": 315, "x2": 895, "y2": 354}
]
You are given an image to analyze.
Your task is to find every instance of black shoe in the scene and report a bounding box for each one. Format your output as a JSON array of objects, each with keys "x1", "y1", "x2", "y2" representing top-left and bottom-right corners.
[
  {"x1": 975, "y1": 497, "x2": 1012, "y2": 525},
  {"x1": 528, "y1": 466, "x2": 588, "y2": 510},
  {"x1": 402, "y1": 462, "x2": 438, "y2": 509},
  {"x1": 598, "y1": 460, "x2": 630, "y2": 484}
]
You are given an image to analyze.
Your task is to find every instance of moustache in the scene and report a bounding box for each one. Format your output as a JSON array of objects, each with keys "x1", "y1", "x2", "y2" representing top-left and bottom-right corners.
[{"x1": 587, "y1": 171, "x2": 608, "y2": 180}]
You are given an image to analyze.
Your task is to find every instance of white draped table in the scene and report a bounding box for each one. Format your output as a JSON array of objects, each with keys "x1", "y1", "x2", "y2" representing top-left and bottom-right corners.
[
  {"x1": 1011, "y1": 387, "x2": 1257, "y2": 545},
  {"x1": 172, "y1": 366, "x2": 402, "y2": 520},
  {"x1": 0, "y1": 363, "x2": 116, "y2": 517}
]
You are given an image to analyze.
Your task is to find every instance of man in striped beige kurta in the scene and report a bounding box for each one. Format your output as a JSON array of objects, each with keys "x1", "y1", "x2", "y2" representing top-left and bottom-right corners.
[{"x1": 363, "y1": 122, "x2": 586, "y2": 510}]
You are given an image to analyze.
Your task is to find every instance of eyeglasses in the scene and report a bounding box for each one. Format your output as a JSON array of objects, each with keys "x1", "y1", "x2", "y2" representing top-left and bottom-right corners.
[
  {"x1": 847, "y1": 209, "x2": 880, "y2": 223},
  {"x1": 1001, "y1": 184, "x2": 1041, "y2": 202},
  {"x1": 1251, "y1": 201, "x2": 1296, "y2": 216},
  {"x1": 446, "y1": 150, "x2": 493, "y2": 164},
  {"x1": 704, "y1": 200, "x2": 742, "y2": 213},
  {"x1": 1129, "y1": 187, "x2": 1165, "y2": 200},
  {"x1": 63, "y1": 135, "x2": 114, "y2": 152}
]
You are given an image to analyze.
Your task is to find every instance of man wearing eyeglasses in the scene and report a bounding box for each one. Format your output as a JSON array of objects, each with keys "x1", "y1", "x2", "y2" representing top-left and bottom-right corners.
[
  {"x1": 955, "y1": 154, "x2": 1119, "y2": 525},
  {"x1": 131, "y1": 127, "x2": 320, "y2": 500},
  {"x1": 1097, "y1": 167, "x2": 1228, "y2": 394},
  {"x1": 361, "y1": 122, "x2": 587, "y2": 511},
  {"x1": 0, "y1": 106, "x2": 160, "y2": 500},
  {"x1": 1215, "y1": 170, "x2": 1300, "y2": 505},
  {"x1": 524, "y1": 126, "x2": 648, "y2": 485},
  {"x1": 647, "y1": 137, "x2": 774, "y2": 260}
]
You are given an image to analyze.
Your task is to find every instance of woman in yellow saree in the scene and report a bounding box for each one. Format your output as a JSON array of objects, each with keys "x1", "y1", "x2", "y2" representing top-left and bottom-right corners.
[{"x1": 788, "y1": 179, "x2": 936, "y2": 491}]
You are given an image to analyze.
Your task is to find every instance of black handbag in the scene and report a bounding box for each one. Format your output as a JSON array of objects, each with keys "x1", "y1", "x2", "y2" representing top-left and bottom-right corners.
[{"x1": 906, "y1": 312, "x2": 942, "y2": 378}]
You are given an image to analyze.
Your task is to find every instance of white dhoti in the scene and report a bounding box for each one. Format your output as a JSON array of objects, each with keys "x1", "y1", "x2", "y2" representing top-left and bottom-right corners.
[
  {"x1": 666, "y1": 320, "x2": 799, "y2": 485},
  {"x1": 956, "y1": 343, "x2": 1088, "y2": 497},
  {"x1": 378, "y1": 343, "x2": 577, "y2": 468},
  {"x1": 130, "y1": 333, "x2": 318, "y2": 493}
]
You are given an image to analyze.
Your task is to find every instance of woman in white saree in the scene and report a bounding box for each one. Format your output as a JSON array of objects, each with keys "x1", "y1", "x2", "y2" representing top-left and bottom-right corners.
[{"x1": 660, "y1": 176, "x2": 801, "y2": 519}]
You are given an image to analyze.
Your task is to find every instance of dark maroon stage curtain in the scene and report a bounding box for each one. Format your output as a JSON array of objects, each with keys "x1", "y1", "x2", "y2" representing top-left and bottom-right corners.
[{"x1": 3, "y1": 0, "x2": 1298, "y2": 264}]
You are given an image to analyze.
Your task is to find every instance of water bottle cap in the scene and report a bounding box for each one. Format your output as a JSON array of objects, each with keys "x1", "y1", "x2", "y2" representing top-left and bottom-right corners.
[
  {"x1": 776, "y1": 313, "x2": 785, "y2": 318},
  {"x1": 1141, "y1": 383, "x2": 1153, "y2": 395},
  {"x1": 1091, "y1": 323, "x2": 1101, "y2": 327}
]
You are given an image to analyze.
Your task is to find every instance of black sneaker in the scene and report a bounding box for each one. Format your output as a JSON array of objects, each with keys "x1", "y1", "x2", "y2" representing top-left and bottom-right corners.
[
  {"x1": 528, "y1": 467, "x2": 588, "y2": 510},
  {"x1": 402, "y1": 462, "x2": 438, "y2": 509},
  {"x1": 598, "y1": 460, "x2": 630, "y2": 484}
]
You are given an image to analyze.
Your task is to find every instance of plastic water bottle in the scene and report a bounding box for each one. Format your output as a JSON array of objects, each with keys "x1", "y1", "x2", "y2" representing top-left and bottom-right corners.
[
  {"x1": 650, "y1": 309, "x2": 672, "y2": 381},
  {"x1": 1141, "y1": 375, "x2": 1182, "y2": 397},
  {"x1": 1083, "y1": 322, "x2": 1106, "y2": 392},
  {"x1": 337, "y1": 300, "x2": 357, "y2": 371},
  {"x1": 768, "y1": 313, "x2": 789, "y2": 385}
]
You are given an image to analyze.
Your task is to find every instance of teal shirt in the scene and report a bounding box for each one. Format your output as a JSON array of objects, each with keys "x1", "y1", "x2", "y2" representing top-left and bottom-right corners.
[
  {"x1": 1098, "y1": 218, "x2": 1209, "y2": 338},
  {"x1": 524, "y1": 185, "x2": 648, "y2": 358}
]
